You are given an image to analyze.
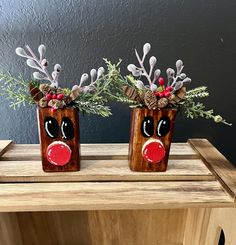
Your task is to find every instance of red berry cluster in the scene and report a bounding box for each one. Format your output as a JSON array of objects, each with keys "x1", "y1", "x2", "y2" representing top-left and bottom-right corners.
[
  {"x1": 45, "y1": 93, "x2": 64, "y2": 101},
  {"x1": 154, "y1": 77, "x2": 172, "y2": 98}
]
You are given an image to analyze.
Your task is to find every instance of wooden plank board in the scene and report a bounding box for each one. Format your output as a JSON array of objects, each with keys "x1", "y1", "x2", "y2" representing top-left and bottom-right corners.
[
  {"x1": 0, "y1": 140, "x2": 12, "y2": 158},
  {"x1": 0, "y1": 210, "x2": 187, "y2": 245},
  {"x1": 0, "y1": 143, "x2": 198, "y2": 161},
  {"x1": 0, "y1": 181, "x2": 233, "y2": 212},
  {"x1": 188, "y1": 139, "x2": 236, "y2": 201},
  {"x1": 0, "y1": 159, "x2": 214, "y2": 182}
]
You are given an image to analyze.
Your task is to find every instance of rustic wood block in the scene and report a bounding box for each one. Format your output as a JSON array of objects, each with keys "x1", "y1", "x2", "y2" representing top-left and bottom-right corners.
[
  {"x1": 37, "y1": 107, "x2": 80, "y2": 172},
  {"x1": 129, "y1": 108, "x2": 177, "y2": 171}
]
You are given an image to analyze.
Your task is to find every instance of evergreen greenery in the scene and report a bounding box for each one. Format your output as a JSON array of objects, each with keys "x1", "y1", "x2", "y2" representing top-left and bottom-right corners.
[
  {"x1": 103, "y1": 60, "x2": 232, "y2": 126},
  {"x1": 0, "y1": 71, "x2": 112, "y2": 117},
  {"x1": 0, "y1": 71, "x2": 36, "y2": 109}
]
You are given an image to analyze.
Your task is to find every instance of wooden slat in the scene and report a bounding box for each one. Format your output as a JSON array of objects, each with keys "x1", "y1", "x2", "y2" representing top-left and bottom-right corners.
[
  {"x1": 188, "y1": 139, "x2": 236, "y2": 201},
  {"x1": 0, "y1": 140, "x2": 12, "y2": 158},
  {"x1": 0, "y1": 159, "x2": 213, "y2": 182},
  {"x1": 0, "y1": 143, "x2": 198, "y2": 161},
  {"x1": 183, "y1": 208, "x2": 212, "y2": 245},
  {"x1": 0, "y1": 210, "x2": 186, "y2": 245},
  {"x1": 0, "y1": 181, "x2": 233, "y2": 212}
]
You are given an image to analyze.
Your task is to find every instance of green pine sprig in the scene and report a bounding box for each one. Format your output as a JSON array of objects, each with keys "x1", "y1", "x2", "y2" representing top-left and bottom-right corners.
[
  {"x1": 103, "y1": 59, "x2": 139, "y2": 106},
  {"x1": 185, "y1": 86, "x2": 209, "y2": 99},
  {"x1": 103, "y1": 60, "x2": 232, "y2": 126},
  {"x1": 0, "y1": 71, "x2": 36, "y2": 109},
  {"x1": 179, "y1": 98, "x2": 232, "y2": 126},
  {"x1": 73, "y1": 101, "x2": 111, "y2": 117}
]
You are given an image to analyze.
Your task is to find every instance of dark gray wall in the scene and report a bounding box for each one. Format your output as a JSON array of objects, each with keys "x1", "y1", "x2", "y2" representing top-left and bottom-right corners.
[{"x1": 0, "y1": 0, "x2": 235, "y2": 166}]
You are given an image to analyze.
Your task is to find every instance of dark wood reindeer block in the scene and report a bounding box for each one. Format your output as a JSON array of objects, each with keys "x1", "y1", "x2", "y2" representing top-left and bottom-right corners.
[
  {"x1": 37, "y1": 107, "x2": 80, "y2": 172},
  {"x1": 129, "y1": 108, "x2": 177, "y2": 172}
]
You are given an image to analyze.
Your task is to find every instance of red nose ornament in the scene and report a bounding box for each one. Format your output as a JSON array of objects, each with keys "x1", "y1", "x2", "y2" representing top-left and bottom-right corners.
[
  {"x1": 46, "y1": 141, "x2": 72, "y2": 166},
  {"x1": 142, "y1": 139, "x2": 166, "y2": 163}
]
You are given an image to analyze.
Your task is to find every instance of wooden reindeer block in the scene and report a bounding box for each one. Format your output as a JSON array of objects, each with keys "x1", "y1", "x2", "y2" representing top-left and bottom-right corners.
[
  {"x1": 129, "y1": 108, "x2": 177, "y2": 172},
  {"x1": 37, "y1": 107, "x2": 80, "y2": 172}
]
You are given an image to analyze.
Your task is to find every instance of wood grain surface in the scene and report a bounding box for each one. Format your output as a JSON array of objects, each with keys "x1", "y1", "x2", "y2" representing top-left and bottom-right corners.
[
  {"x1": 37, "y1": 107, "x2": 80, "y2": 172},
  {"x1": 189, "y1": 139, "x2": 236, "y2": 200},
  {"x1": 0, "y1": 139, "x2": 236, "y2": 245},
  {"x1": 0, "y1": 140, "x2": 12, "y2": 158},
  {"x1": 183, "y1": 207, "x2": 236, "y2": 245},
  {"x1": 129, "y1": 108, "x2": 177, "y2": 172},
  {"x1": 0, "y1": 181, "x2": 233, "y2": 212},
  {"x1": 0, "y1": 141, "x2": 212, "y2": 182},
  {"x1": 1, "y1": 142, "x2": 198, "y2": 161},
  {"x1": 0, "y1": 159, "x2": 214, "y2": 182},
  {"x1": 0, "y1": 209, "x2": 186, "y2": 245}
]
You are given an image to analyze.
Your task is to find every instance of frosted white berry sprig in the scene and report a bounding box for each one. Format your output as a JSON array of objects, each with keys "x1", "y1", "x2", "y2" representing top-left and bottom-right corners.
[
  {"x1": 71, "y1": 67, "x2": 105, "y2": 94},
  {"x1": 15, "y1": 44, "x2": 61, "y2": 89},
  {"x1": 127, "y1": 43, "x2": 161, "y2": 91},
  {"x1": 166, "y1": 59, "x2": 191, "y2": 92}
]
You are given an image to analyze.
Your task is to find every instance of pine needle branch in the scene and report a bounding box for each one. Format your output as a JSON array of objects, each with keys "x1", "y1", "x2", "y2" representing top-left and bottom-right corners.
[
  {"x1": 73, "y1": 101, "x2": 111, "y2": 117},
  {"x1": 0, "y1": 71, "x2": 36, "y2": 109},
  {"x1": 185, "y1": 86, "x2": 209, "y2": 99},
  {"x1": 179, "y1": 98, "x2": 232, "y2": 126},
  {"x1": 103, "y1": 59, "x2": 140, "y2": 106}
]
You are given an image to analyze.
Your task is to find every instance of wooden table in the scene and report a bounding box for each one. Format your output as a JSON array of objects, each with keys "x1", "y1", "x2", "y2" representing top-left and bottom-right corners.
[{"x1": 0, "y1": 139, "x2": 235, "y2": 245}]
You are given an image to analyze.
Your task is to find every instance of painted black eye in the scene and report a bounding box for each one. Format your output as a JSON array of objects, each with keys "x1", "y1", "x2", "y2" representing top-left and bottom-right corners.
[
  {"x1": 44, "y1": 117, "x2": 59, "y2": 138},
  {"x1": 141, "y1": 116, "x2": 154, "y2": 137},
  {"x1": 156, "y1": 116, "x2": 170, "y2": 137},
  {"x1": 61, "y1": 117, "x2": 74, "y2": 140}
]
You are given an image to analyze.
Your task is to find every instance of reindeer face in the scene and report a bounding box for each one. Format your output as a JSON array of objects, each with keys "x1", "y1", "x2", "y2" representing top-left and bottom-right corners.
[
  {"x1": 37, "y1": 107, "x2": 80, "y2": 172},
  {"x1": 129, "y1": 108, "x2": 177, "y2": 172}
]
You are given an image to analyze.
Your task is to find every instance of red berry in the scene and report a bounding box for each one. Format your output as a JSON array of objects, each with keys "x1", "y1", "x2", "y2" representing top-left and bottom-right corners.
[
  {"x1": 51, "y1": 108, "x2": 56, "y2": 113},
  {"x1": 158, "y1": 77, "x2": 165, "y2": 86},
  {"x1": 46, "y1": 94, "x2": 52, "y2": 101},
  {"x1": 52, "y1": 94, "x2": 57, "y2": 99},
  {"x1": 159, "y1": 92, "x2": 165, "y2": 98},
  {"x1": 57, "y1": 93, "x2": 64, "y2": 100},
  {"x1": 164, "y1": 91, "x2": 170, "y2": 97},
  {"x1": 154, "y1": 92, "x2": 160, "y2": 97},
  {"x1": 165, "y1": 86, "x2": 173, "y2": 92}
]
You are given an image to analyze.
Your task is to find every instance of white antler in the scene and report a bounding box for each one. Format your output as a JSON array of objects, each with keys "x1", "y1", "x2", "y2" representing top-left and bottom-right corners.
[
  {"x1": 127, "y1": 43, "x2": 161, "y2": 88},
  {"x1": 15, "y1": 44, "x2": 61, "y2": 88},
  {"x1": 166, "y1": 59, "x2": 191, "y2": 92}
]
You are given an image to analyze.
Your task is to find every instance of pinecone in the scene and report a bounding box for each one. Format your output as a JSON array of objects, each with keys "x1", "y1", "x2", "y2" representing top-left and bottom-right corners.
[
  {"x1": 169, "y1": 87, "x2": 186, "y2": 104},
  {"x1": 176, "y1": 87, "x2": 186, "y2": 100},
  {"x1": 138, "y1": 92, "x2": 145, "y2": 104},
  {"x1": 28, "y1": 82, "x2": 43, "y2": 102},
  {"x1": 157, "y1": 98, "x2": 169, "y2": 108},
  {"x1": 38, "y1": 97, "x2": 48, "y2": 108},
  {"x1": 144, "y1": 90, "x2": 158, "y2": 109},
  {"x1": 39, "y1": 84, "x2": 51, "y2": 95},
  {"x1": 64, "y1": 95, "x2": 73, "y2": 105},
  {"x1": 168, "y1": 94, "x2": 178, "y2": 104},
  {"x1": 123, "y1": 85, "x2": 142, "y2": 103},
  {"x1": 70, "y1": 87, "x2": 80, "y2": 101},
  {"x1": 48, "y1": 99, "x2": 65, "y2": 109},
  {"x1": 56, "y1": 87, "x2": 65, "y2": 95}
]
